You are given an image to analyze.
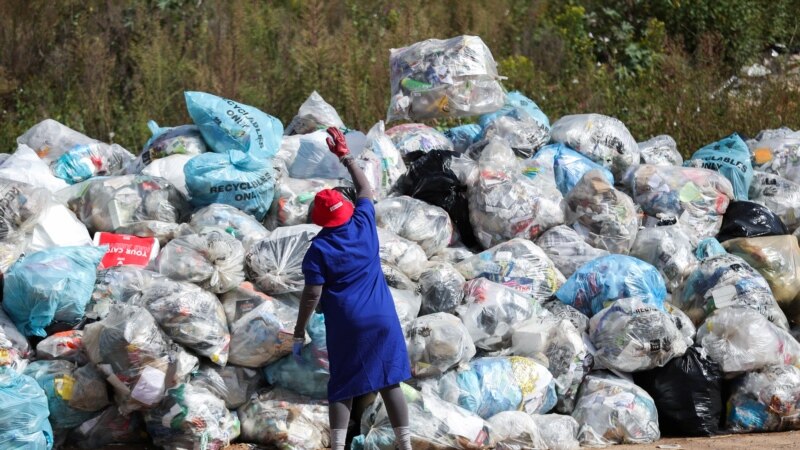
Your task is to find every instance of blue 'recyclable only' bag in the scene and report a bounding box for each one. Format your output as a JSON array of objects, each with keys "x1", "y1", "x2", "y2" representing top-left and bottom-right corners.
[
  {"x1": 530, "y1": 143, "x2": 615, "y2": 195},
  {"x1": 2, "y1": 246, "x2": 107, "y2": 337},
  {"x1": 184, "y1": 91, "x2": 283, "y2": 157},
  {"x1": 0, "y1": 366, "x2": 54, "y2": 450},
  {"x1": 555, "y1": 255, "x2": 667, "y2": 317},
  {"x1": 184, "y1": 150, "x2": 276, "y2": 222},
  {"x1": 685, "y1": 133, "x2": 752, "y2": 201}
]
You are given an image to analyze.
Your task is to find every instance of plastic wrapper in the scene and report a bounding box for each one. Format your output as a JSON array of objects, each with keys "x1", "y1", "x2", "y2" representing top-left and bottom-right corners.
[
  {"x1": 488, "y1": 411, "x2": 547, "y2": 450},
  {"x1": 696, "y1": 307, "x2": 800, "y2": 373},
  {"x1": 358, "y1": 383, "x2": 493, "y2": 450},
  {"x1": 391, "y1": 287, "x2": 422, "y2": 332},
  {"x1": 530, "y1": 414, "x2": 581, "y2": 450},
  {"x1": 387, "y1": 35, "x2": 505, "y2": 122},
  {"x1": 679, "y1": 246, "x2": 789, "y2": 328},
  {"x1": 723, "y1": 235, "x2": 800, "y2": 324},
  {"x1": 633, "y1": 346, "x2": 722, "y2": 437},
  {"x1": 565, "y1": 169, "x2": 639, "y2": 253},
  {"x1": 718, "y1": 200, "x2": 788, "y2": 242},
  {"x1": 630, "y1": 224, "x2": 698, "y2": 293},
  {"x1": 190, "y1": 363, "x2": 264, "y2": 410},
  {"x1": 555, "y1": 255, "x2": 667, "y2": 318},
  {"x1": 363, "y1": 121, "x2": 407, "y2": 197},
  {"x1": 144, "y1": 383, "x2": 240, "y2": 450},
  {"x1": 456, "y1": 238, "x2": 565, "y2": 300},
  {"x1": 16, "y1": 118, "x2": 99, "y2": 164},
  {"x1": 184, "y1": 149, "x2": 276, "y2": 221},
  {"x1": 511, "y1": 316, "x2": 589, "y2": 414},
  {"x1": 88, "y1": 266, "x2": 164, "y2": 320},
  {"x1": 238, "y1": 388, "x2": 329, "y2": 449},
  {"x1": 189, "y1": 203, "x2": 269, "y2": 250},
  {"x1": 0, "y1": 366, "x2": 54, "y2": 449},
  {"x1": 445, "y1": 124, "x2": 482, "y2": 153},
  {"x1": 550, "y1": 113, "x2": 639, "y2": 179},
  {"x1": 625, "y1": 164, "x2": 734, "y2": 239},
  {"x1": 726, "y1": 365, "x2": 800, "y2": 432},
  {"x1": 0, "y1": 145, "x2": 68, "y2": 193},
  {"x1": 35, "y1": 330, "x2": 87, "y2": 365},
  {"x1": 386, "y1": 123, "x2": 454, "y2": 159},
  {"x1": 377, "y1": 228, "x2": 428, "y2": 281},
  {"x1": 638, "y1": 135, "x2": 683, "y2": 166},
  {"x1": 458, "y1": 278, "x2": 552, "y2": 351},
  {"x1": 421, "y1": 356, "x2": 557, "y2": 419},
  {"x1": 535, "y1": 225, "x2": 609, "y2": 278},
  {"x1": 52, "y1": 142, "x2": 134, "y2": 184},
  {"x1": 748, "y1": 170, "x2": 800, "y2": 229},
  {"x1": 245, "y1": 224, "x2": 320, "y2": 295},
  {"x1": 685, "y1": 133, "x2": 752, "y2": 201},
  {"x1": 140, "y1": 154, "x2": 193, "y2": 197},
  {"x1": 136, "y1": 278, "x2": 230, "y2": 365},
  {"x1": 64, "y1": 175, "x2": 191, "y2": 234},
  {"x1": 2, "y1": 246, "x2": 106, "y2": 337},
  {"x1": 0, "y1": 179, "x2": 50, "y2": 241},
  {"x1": 542, "y1": 300, "x2": 590, "y2": 333},
  {"x1": 407, "y1": 312, "x2": 476, "y2": 378},
  {"x1": 589, "y1": 298, "x2": 689, "y2": 372},
  {"x1": 184, "y1": 91, "x2": 282, "y2": 156},
  {"x1": 468, "y1": 137, "x2": 564, "y2": 248},
  {"x1": 68, "y1": 407, "x2": 148, "y2": 449},
  {"x1": 393, "y1": 150, "x2": 478, "y2": 248},
  {"x1": 375, "y1": 195, "x2": 453, "y2": 257},
  {"x1": 417, "y1": 262, "x2": 466, "y2": 315},
  {"x1": 266, "y1": 177, "x2": 342, "y2": 229},
  {"x1": 572, "y1": 372, "x2": 659, "y2": 446},
  {"x1": 26, "y1": 203, "x2": 93, "y2": 253},
  {"x1": 82, "y1": 304, "x2": 199, "y2": 414},
  {"x1": 263, "y1": 312, "x2": 329, "y2": 399},
  {"x1": 288, "y1": 129, "x2": 367, "y2": 179},
  {"x1": 748, "y1": 127, "x2": 800, "y2": 183},
  {"x1": 156, "y1": 229, "x2": 245, "y2": 294},
  {"x1": 528, "y1": 143, "x2": 614, "y2": 196},
  {"x1": 22, "y1": 360, "x2": 102, "y2": 431},
  {"x1": 477, "y1": 91, "x2": 550, "y2": 158},
  {"x1": 284, "y1": 91, "x2": 345, "y2": 135}
]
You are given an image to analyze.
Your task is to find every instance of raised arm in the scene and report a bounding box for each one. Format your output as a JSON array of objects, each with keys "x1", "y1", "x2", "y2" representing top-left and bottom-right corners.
[{"x1": 326, "y1": 127, "x2": 373, "y2": 200}]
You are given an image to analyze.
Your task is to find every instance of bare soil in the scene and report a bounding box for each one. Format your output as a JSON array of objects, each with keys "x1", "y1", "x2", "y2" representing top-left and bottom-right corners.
[{"x1": 615, "y1": 431, "x2": 799, "y2": 449}]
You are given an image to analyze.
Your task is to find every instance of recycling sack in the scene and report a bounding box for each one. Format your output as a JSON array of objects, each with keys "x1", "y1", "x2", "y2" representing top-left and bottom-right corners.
[
  {"x1": 190, "y1": 363, "x2": 264, "y2": 410},
  {"x1": 686, "y1": 133, "x2": 753, "y2": 201},
  {"x1": 529, "y1": 143, "x2": 614, "y2": 195},
  {"x1": 406, "y1": 312, "x2": 476, "y2": 379},
  {"x1": 748, "y1": 127, "x2": 800, "y2": 183},
  {"x1": 263, "y1": 312, "x2": 329, "y2": 399},
  {"x1": 22, "y1": 360, "x2": 103, "y2": 432},
  {"x1": 488, "y1": 411, "x2": 547, "y2": 450},
  {"x1": 245, "y1": 224, "x2": 320, "y2": 295},
  {"x1": 478, "y1": 91, "x2": 551, "y2": 158},
  {"x1": 717, "y1": 200, "x2": 788, "y2": 242},
  {"x1": 0, "y1": 179, "x2": 50, "y2": 241},
  {"x1": 0, "y1": 366, "x2": 53, "y2": 450},
  {"x1": 535, "y1": 225, "x2": 609, "y2": 278},
  {"x1": 444, "y1": 124, "x2": 482, "y2": 153},
  {"x1": 87, "y1": 266, "x2": 164, "y2": 320},
  {"x1": 16, "y1": 118, "x2": 99, "y2": 164},
  {"x1": 377, "y1": 228, "x2": 428, "y2": 281},
  {"x1": 189, "y1": 203, "x2": 269, "y2": 250},
  {"x1": 550, "y1": 113, "x2": 639, "y2": 179},
  {"x1": 629, "y1": 224, "x2": 698, "y2": 293},
  {"x1": 375, "y1": 195, "x2": 453, "y2": 257},
  {"x1": 531, "y1": 414, "x2": 581, "y2": 450},
  {"x1": 0, "y1": 309, "x2": 32, "y2": 372},
  {"x1": 0, "y1": 145, "x2": 68, "y2": 193},
  {"x1": 155, "y1": 229, "x2": 245, "y2": 294},
  {"x1": 638, "y1": 134, "x2": 683, "y2": 166},
  {"x1": 363, "y1": 121, "x2": 407, "y2": 197},
  {"x1": 140, "y1": 121, "x2": 207, "y2": 162}
]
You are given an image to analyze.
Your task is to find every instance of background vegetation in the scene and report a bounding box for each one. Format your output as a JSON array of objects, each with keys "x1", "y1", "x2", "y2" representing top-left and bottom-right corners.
[{"x1": 1, "y1": 0, "x2": 799, "y2": 156}]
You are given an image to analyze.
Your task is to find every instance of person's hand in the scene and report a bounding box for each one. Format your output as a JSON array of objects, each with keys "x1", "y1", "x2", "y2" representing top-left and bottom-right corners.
[
  {"x1": 292, "y1": 338, "x2": 304, "y2": 364},
  {"x1": 326, "y1": 127, "x2": 349, "y2": 159}
]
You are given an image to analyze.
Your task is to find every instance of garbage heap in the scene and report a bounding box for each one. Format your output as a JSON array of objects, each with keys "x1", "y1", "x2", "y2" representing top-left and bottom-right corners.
[{"x1": 2, "y1": 35, "x2": 800, "y2": 450}]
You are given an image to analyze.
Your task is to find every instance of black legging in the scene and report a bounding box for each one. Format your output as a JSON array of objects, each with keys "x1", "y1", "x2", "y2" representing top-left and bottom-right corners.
[{"x1": 329, "y1": 384, "x2": 409, "y2": 430}]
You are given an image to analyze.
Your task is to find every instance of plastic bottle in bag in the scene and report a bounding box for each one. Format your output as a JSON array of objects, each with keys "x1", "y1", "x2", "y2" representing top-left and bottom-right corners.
[
  {"x1": 638, "y1": 135, "x2": 683, "y2": 166},
  {"x1": 477, "y1": 91, "x2": 550, "y2": 158},
  {"x1": 155, "y1": 229, "x2": 245, "y2": 294},
  {"x1": 748, "y1": 170, "x2": 800, "y2": 230},
  {"x1": 284, "y1": 91, "x2": 346, "y2": 136},
  {"x1": 629, "y1": 224, "x2": 698, "y2": 294},
  {"x1": 406, "y1": 312, "x2": 476, "y2": 378},
  {"x1": 0, "y1": 366, "x2": 54, "y2": 449},
  {"x1": 238, "y1": 388, "x2": 330, "y2": 449},
  {"x1": 52, "y1": 143, "x2": 134, "y2": 184},
  {"x1": 726, "y1": 365, "x2": 800, "y2": 432},
  {"x1": 417, "y1": 262, "x2": 466, "y2": 315},
  {"x1": 488, "y1": 411, "x2": 547, "y2": 450},
  {"x1": 535, "y1": 225, "x2": 609, "y2": 278},
  {"x1": 375, "y1": 195, "x2": 453, "y2": 257},
  {"x1": 245, "y1": 224, "x2": 320, "y2": 295},
  {"x1": 685, "y1": 133, "x2": 752, "y2": 201}
]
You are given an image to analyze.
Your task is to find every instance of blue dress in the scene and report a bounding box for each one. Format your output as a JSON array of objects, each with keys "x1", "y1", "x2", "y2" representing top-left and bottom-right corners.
[{"x1": 302, "y1": 198, "x2": 411, "y2": 402}]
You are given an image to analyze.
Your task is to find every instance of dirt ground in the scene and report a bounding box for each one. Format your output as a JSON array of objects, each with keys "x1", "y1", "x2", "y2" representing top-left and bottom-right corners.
[{"x1": 615, "y1": 431, "x2": 799, "y2": 449}]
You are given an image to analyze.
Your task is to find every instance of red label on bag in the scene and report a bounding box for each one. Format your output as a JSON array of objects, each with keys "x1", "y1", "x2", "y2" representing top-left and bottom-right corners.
[{"x1": 93, "y1": 232, "x2": 160, "y2": 269}]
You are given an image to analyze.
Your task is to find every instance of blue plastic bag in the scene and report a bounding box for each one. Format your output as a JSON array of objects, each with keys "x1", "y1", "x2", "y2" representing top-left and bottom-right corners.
[
  {"x1": 264, "y1": 313, "x2": 329, "y2": 399},
  {"x1": 444, "y1": 124, "x2": 482, "y2": 153},
  {"x1": 184, "y1": 150, "x2": 275, "y2": 221},
  {"x1": 685, "y1": 133, "x2": 752, "y2": 201},
  {"x1": 479, "y1": 91, "x2": 550, "y2": 131},
  {"x1": 529, "y1": 143, "x2": 615, "y2": 195},
  {"x1": 477, "y1": 91, "x2": 551, "y2": 157},
  {"x1": 22, "y1": 361, "x2": 97, "y2": 432},
  {"x1": 184, "y1": 91, "x2": 283, "y2": 156},
  {"x1": 555, "y1": 255, "x2": 667, "y2": 317},
  {"x1": 0, "y1": 366, "x2": 54, "y2": 450},
  {"x1": 2, "y1": 246, "x2": 106, "y2": 337},
  {"x1": 52, "y1": 143, "x2": 134, "y2": 184}
]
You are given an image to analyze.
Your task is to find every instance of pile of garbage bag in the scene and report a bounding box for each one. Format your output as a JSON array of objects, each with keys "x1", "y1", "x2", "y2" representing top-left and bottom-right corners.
[
  {"x1": 238, "y1": 389, "x2": 329, "y2": 449},
  {"x1": 245, "y1": 224, "x2": 320, "y2": 295}
]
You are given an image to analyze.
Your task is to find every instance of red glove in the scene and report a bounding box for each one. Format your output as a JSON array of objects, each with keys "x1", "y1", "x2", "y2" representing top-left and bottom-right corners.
[{"x1": 326, "y1": 127, "x2": 350, "y2": 159}]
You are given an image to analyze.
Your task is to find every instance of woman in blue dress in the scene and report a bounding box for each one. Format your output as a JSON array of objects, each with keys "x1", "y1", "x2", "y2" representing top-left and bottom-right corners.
[{"x1": 293, "y1": 127, "x2": 412, "y2": 450}]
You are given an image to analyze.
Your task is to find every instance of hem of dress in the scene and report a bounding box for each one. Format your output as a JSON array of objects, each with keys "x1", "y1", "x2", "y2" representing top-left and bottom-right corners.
[{"x1": 327, "y1": 375, "x2": 412, "y2": 403}]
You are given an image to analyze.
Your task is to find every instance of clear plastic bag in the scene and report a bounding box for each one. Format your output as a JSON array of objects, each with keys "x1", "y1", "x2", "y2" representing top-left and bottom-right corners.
[
  {"x1": 535, "y1": 225, "x2": 609, "y2": 278},
  {"x1": 417, "y1": 262, "x2": 466, "y2": 315},
  {"x1": 488, "y1": 411, "x2": 547, "y2": 450},
  {"x1": 455, "y1": 238, "x2": 565, "y2": 300},
  {"x1": 391, "y1": 287, "x2": 422, "y2": 332},
  {"x1": 284, "y1": 91, "x2": 345, "y2": 136},
  {"x1": 245, "y1": 224, "x2": 320, "y2": 295},
  {"x1": 82, "y1": 304, "x2": 199, "y2": 414},
  {"x1": 189, "y1": 203, "x2": 270, "y2": 250},
  {"x1": 88, "y1": 266, "x2": 164, "y2": 320},
  {"x1": 0, "y1": 179, "x2": 50, "y2": 241},
  {"x1": 140, "y1": 154, "x2": 194, "y2": 197},
  {"x1": 477, "y1": 91, "x2": 551, "y2": 158},
  {"x1": 430, "y1": 246, "x2": 474, "y2": 265},
  {"x1": 138, "y1": 121, "x2": 208, "y2": 166},
  {"x1": 64, "y1": 175, "x2": 191, "y2": 234},
  {"x1": 375, "y1": 195, "x2": 453, "y2": 257},
  {"x1": 638, "y1": 135, "x2": 683, "y2": 166},
  {"x1": 572, "y1": 372, "x2": 660, "y2": 446},
  {"x1": 68, "y1": 406, "x2": 147, "y2": 449},
  {"x1": 144, "y1": 383, "x2": 240, "y2": 450},
  {"x1": 237, "y1": 388, "x2": 329, "y2": 450},
  {"x1": 265, "y1": 177, "x2": 342, "y2": 229},
  {"x1": 115, "y1": 221, "x2": 194, "y2": 246},
  {"x1": 364, "y1": 121, "x2": 407, "y2": 197},
  {"x1": 565, "y1": 169, "x2": 639, "y2": 254},
  {"x1": 726, "y1": 365, "x2": 800, "y2": 432},
  {"x1": 155, "y1": 229, "x2": 245, "y2": 294},
  {"x1": 387, "y1": 35, "x2": 505, "y2": 122},
  {"x1": 386, "y1": 123, "x2": 454, "y2": 159},
  {"x1": 458, "y1": 278, "x2": 552, "y2": 352},
  {"x1": 190, "y1": 363, "x2": 264, "y2": 410},
  {"x1": 748, "y1": 127, "x2": 800, "y2": 183},
  {"x1": 589, "y1": 298, "x2": 689, "y2": 372},
  {"x1": 2, "y1": 246, "x2": 106, "y2": 337},
  {"x1": 377, "y1": 228, "x2": 428, "y2": 281},
  {"x1": 407, "y1": 312, "x2": 476, "y2": 378},
  {"x1": 468, "y1": 137, "x2": 564, "y2": 248},
  {"x1": 624, "y1": 164, "x2": 735, "y2": 239},
  {"x1": 685, "y1": 133, "x2": 752, "y2": 201},
  {"x1": 263, "y1": 312, "x2": 329, "y2": 399},
  {"x1": 0, "y1": 145, "x2": 69, "y2": 193},
  {"x1": 550, "y1": 114, "x2": 639, "y2": 179},
  {"x1": 16, "y1": 118, "x2": 99, "y2": 164},
  {"x1": 288, "y1": 129, "x2": 367, "y2": 179},
  {"x1": 0, "y1": 309, "x2": 30, "y2": 372},
  {"x1": 0, "y1": 366, "x2": 54, "y2": 449},
  {"x1": 226, "y1": 288, "x2": 299, "y2": 368},
  {"x1": 22, "y1": 360, "x2": 101, "y2": 431},
  {"x1": 511, "y1": 316, "x2": 589, "y2": 414},
  {"x1": 52, "y1": 143, "x2": 134, "y2": 184},
  {"x1": 748, "y1": 170, "x2": 800, "y2": 230},
  {"x1": 555, "y1": 255, "x2": 667, "y2": 318},
  {"x1": 35, "y1": 330, "x2": 87, "y2": 365},
  {"x1": 542, "y1": 299, "x2": 590, "y2": 333},
  {"x1": 696, "y1": 307, "x2": 800, "y2": 374},
  {"x1": 530, "y1": 414, "x2": 581, "y2": 450},
  {"x1": 527, "y1": 143, "x2": 614, "y2": 196},
  {"x1": 629, "y1": 224, "x2": 698, "y2": 294}
]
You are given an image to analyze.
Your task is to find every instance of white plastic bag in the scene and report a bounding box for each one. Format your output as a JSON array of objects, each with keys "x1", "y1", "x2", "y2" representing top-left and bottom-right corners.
[
  {"x1": 550, "y1": 114, "x2": 640, "y2": 179},
  {"x1": 0, "y1": 145, "x2": 68, "y2": 193},
  {"x1": 284, "y1": 91, "x2": 345, "y2": 135},
  {"x1": 375, "y1": 196, "x2": 452, "y2": 257},
  {"x1": 141, "y1": 154, "x2": 193, "y2": 196}
]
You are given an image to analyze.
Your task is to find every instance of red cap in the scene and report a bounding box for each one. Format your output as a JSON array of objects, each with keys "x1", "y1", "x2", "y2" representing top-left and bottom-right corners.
[{"x1": 311, "y1": 189, "x2": 354, "y2": 228}]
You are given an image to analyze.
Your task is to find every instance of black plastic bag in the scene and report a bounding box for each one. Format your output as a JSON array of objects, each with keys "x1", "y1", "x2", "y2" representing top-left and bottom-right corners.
[
  {"x1": 717, "y1": 201, "x2": 788, "y2": 243},
  {"x1": 394, "y1": 150, "x2": 478, "y2": 248},
  {"x1": 633, "y1": 346, "x2": 723, "y2": 437}
]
